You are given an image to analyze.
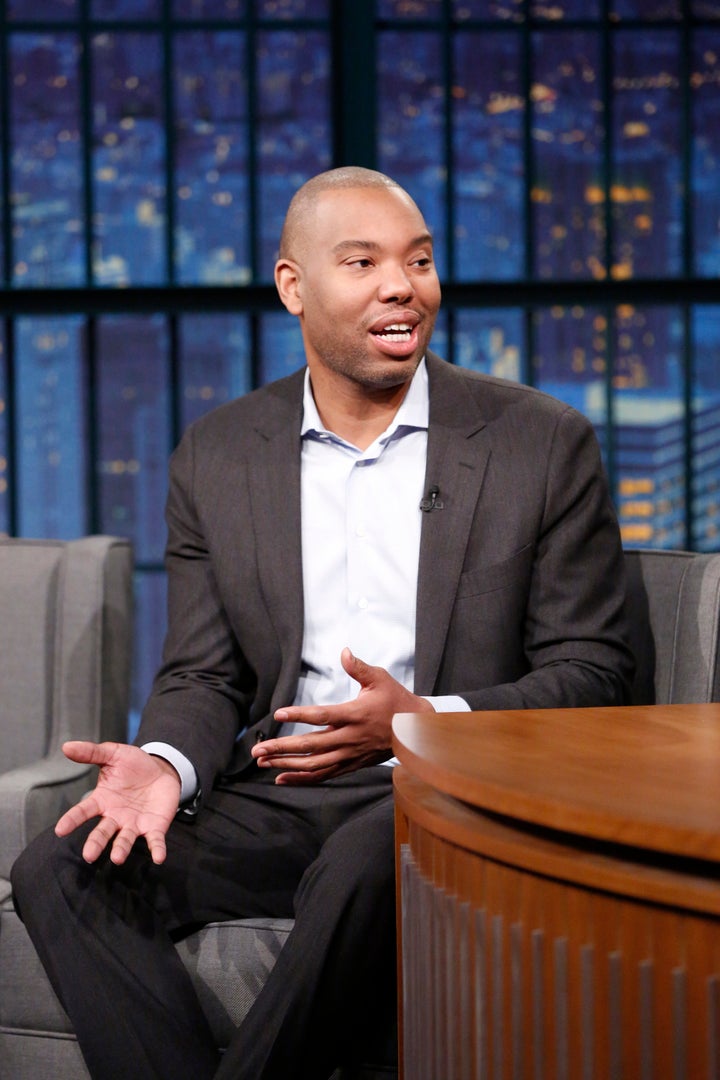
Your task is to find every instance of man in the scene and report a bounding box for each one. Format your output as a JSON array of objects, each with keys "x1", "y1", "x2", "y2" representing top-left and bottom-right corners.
[{"x1": 11, "y1": 167, "x2": 634, "y2": 1080}]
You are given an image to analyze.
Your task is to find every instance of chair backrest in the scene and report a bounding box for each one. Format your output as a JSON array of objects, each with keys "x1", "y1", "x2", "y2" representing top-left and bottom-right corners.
[
  {"x1": 0, "y1": 536, "x2": 133, "y2": 775},
  {"x1": 624, "y1": 548, "x2": 720, "y2": 705}
]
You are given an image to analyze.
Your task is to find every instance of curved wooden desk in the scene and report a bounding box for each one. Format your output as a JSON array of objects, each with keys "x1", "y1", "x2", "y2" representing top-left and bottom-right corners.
[{"x1": 392, "y1": 704, "x2": 720, "y2": 1080}]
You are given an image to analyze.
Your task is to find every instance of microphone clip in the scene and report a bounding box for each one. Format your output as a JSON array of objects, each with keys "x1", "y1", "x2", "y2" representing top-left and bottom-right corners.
[{"x1": 420, "y1": 486, "x2": 444, "y2": 513}]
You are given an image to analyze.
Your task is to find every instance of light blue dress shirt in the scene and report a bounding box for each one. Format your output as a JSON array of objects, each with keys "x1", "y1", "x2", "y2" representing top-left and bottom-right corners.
[{"x1": 144, "y1": 359, "x2": 468, "y2": 799}]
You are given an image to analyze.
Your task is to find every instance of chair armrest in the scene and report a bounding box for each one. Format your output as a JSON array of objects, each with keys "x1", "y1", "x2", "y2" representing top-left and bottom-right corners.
[{"x1": 0, "y1": 751, "x2": 96, "y2": 879}]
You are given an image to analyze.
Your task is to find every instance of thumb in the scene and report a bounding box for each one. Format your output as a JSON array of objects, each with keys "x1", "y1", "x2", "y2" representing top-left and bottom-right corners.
[
  {"x1": 340, "y1": 647, "x2": 375, "y2": 688},
  {"x1": 62, "y1": 740, "x2": 110, "y2": 766}
]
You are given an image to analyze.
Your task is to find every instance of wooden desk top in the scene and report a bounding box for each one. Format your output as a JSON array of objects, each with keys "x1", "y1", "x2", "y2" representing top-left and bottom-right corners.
[{"x1": 392, "y1": 703, "x2": 720, "y2": 862}]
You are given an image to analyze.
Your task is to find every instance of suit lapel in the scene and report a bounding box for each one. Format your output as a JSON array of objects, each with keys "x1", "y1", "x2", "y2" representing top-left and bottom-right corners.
[
  {"x1": 414, "y1": 355, "x2": 491, "y2": 694},
  {"x1": 245, "y1": 373, "x2": 305, "y2": 694},
  {"x1": 240, "y1": 359, "x2": 490, "y2": 699}
]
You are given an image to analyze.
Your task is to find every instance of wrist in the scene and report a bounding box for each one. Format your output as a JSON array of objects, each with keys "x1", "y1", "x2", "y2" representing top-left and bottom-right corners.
[{"x1": 149, "y1": 754, "x2": 182, "y2": 788}]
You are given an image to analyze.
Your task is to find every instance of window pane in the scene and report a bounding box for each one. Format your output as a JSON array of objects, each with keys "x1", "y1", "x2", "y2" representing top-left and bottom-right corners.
[
  {"x1": 0, "y1": 330, "x2": 8, "y2": 536},
  {"x1": 178, "y1": 313, "x2": 252, "y2": 429},
  {"x1": 91, "y1": 32, "x2": 166, "y2": 284},
  {"x1": 377, "y1": 0, "x2": 443, "y2": 19},
  {"x1": 454, "y1": 1, "x2": 525, "y2": 20},
  {"x1": 453, "y1": 31, "x2": 524, "y2": 281},
  {"x1": 531, "y1": 31, "x2": 605, "y2": 281},
  {"x1": 91, "y1": 0, "x2": 162, "y2": 17},
  {"x1": 174, "y1": 31, "x2": 250, "y2": 285},
  {"x1": 692, "y1": 305, "x2": 720, "y2": 551},
  {"x1": 11, "y1": 34, "x2": 84, "y2": 286},
  {"x1": 691, "y1": 30, "x2": 720, "y2": 278},
  {"x1": 454, "y1": 308, "x2": 525, "y2": 381},
  {"x1": 259, "y1": 312, "x2": 305, "y2": 384},
  {"x1": 96, "y1": 315, "x2": 170, "y2": 561},
  {"x1": 613, "y1": 305, "x2": 686, "y2": 549},
  {"x1": 129, "y1": 570, "x2": 168, "y2": 739},
  {"x1": 610, "y1": 0, "x2": 682, "y2": 18},
  {"x1": 173, "y1": 0, "x2": 246, "y2": 17},
  {"x1": 15, "y1": 317, "x2": 87, "y2": 539},
  {"x1": 7, "y1": 0, "x2": 77, "y2": 19},
  {"x1": 378, "y1": 32, "x2": 447, "y2": 278},
  {"x1": 531, "y1": 1, "x2": 601, "y2": 17},
  {"x1": 257, "y1": 0, "x2": 330, "y2": 15},
  {"x1": 533, "y1": 305, "x2": 609, "y2": 459},
  {"x1": 256, "y1": 30, "x2": 331, "y2": 278},
  {"x1": 611, "y1": 29, "x2": 683, "y2": 279}
]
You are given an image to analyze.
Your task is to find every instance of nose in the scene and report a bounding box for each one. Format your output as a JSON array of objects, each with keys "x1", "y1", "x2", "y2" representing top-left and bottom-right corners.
[{"x1": 377, "y1": 263, "x2": 414, "y2": 304}]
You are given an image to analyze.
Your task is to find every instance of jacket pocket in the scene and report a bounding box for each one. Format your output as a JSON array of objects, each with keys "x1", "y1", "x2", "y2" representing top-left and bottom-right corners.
[{"x1": 455, "y1": 543, "x2": 534, "y2": 600}]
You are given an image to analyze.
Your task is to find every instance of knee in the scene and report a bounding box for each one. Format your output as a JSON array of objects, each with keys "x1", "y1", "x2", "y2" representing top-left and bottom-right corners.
[
  {"x1": 308, "y1": 806, "x2": 396, "y2": 906},
  {"x1": 11, "y1": 823, "x2": 89, "y2": 919}
]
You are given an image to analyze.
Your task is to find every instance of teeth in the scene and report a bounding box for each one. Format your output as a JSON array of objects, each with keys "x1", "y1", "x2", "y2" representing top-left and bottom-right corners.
[{"x1": 376, "y1": 323, "x2": 413, "y2": 341}]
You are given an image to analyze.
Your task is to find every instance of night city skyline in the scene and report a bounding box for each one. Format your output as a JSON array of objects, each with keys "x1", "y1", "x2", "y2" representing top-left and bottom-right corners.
[{"x1": 1, "y1": 0, "x2": 718, "y2": 718}]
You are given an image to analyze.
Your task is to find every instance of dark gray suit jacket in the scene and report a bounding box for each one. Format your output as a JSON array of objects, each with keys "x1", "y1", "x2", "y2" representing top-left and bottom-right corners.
[{"x1": 138, "y1": 353, "x2": 634, "y2": 798}]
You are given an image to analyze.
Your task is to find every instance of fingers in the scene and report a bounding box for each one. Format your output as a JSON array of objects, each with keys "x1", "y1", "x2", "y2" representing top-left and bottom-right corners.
[
  {"x1": 60, "y1": 815, "x2": 167, "y2": 866},
  {"x1": 55, "y1": 797, "x2": 101, "y2": 838},
  {"x1": 81, "y1": 817, "x2": 121, "y2": 864},
  {"x1": 274, "y1": 765, "x2": 344, "y2": 786},
  {"x1": 253, "y1": 723, "x2": 345, "y2": 765},
  {"x1": 143, "y1": 830, "x2": 168, "y2": 865},
  {"x1": 256, "y1": 748, "x2": 344, "y2": 774},
  {"x1": 272, "y1": 706, "x2": 331, "y2": 727}
]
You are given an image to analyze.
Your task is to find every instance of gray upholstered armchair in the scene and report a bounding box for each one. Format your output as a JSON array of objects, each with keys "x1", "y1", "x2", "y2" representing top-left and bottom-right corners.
[
  {"x1": 3, "y1": 546, "x2": 720, "y2": 1079},
  {"x1": 0, "y1": 536, "x2": 133, "y2": 1073}
]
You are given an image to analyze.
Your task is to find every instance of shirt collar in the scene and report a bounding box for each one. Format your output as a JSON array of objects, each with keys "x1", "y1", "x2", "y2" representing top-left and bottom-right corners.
[{"x1": 301, "y1": 358, "x2": 429, "y2": 442}]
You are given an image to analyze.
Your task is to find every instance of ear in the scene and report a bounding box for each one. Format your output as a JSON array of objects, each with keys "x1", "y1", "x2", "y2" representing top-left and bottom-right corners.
[{"x1": 274, "y1": 258, "x2": 303, "y2": 316}]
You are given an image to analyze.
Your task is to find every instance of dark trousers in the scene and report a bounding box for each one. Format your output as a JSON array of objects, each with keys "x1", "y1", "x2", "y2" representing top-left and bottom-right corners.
[{"x1": 10, "y1": 765, "x2": 397, "y2": 1080}]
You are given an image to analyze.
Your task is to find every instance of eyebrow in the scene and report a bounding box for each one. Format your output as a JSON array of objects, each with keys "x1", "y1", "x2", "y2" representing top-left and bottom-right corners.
[{"x1": 331, "y1": 233, "x2": 434, "y2": 255}]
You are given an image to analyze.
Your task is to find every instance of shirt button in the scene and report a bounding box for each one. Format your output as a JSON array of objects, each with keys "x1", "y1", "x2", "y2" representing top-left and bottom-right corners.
[
  {"x1": 355, "y1": 525, "x2": 366, "y2": 538},
  {"x1": 358, "y1": 597, "x2": 369, "y2": 610}
]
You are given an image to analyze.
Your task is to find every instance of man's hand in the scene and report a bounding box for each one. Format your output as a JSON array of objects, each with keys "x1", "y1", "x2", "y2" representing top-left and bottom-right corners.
[
  {"x1": 55, "y1": 741, "x2": 182, "y2": 866},
  {"x1": 250, "y1": 647, "x2": 434, "y2": 785}
]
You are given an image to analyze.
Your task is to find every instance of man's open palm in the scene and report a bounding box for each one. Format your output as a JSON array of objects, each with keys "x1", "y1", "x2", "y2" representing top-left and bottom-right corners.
[{"x1": 55, "y1": 741, "x2": 181, "y2": 866}]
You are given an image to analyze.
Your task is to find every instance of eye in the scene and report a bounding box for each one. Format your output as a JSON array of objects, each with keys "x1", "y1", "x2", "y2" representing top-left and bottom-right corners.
[
  {"x1": 348, "y1": 257, "x2": 374, "y2": 269},
  {"x1": 412, "y1": 255, "x2": 433, "y2": 269}
]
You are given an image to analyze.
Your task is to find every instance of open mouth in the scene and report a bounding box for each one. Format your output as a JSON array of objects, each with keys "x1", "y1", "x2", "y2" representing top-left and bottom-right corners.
[{"x1": 372, "y1": 322, "x2": 414, "y2": 343}]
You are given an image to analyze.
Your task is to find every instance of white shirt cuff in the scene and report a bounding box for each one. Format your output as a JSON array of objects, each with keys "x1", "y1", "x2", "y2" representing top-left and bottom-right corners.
[
  {"x1": 140, "y1": 743, "x2": 199, "y2": 804},
  {"x1": 422, "y1": 694, "x2": 471, "y2": 712}
]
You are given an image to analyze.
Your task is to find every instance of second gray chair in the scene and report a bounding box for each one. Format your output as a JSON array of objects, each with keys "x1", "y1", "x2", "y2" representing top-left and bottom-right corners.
[{"x1": 624, "y1": 547, "x2": 720, "y2": 705}]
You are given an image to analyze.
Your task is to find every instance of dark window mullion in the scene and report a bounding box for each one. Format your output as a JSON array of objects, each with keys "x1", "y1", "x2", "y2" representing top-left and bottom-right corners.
[{"x1": 333, "y1": 0, "x2": 375, "y2": 169}]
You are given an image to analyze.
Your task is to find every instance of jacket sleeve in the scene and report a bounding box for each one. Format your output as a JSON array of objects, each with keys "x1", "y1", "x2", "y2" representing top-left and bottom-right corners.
[
  {"x1": 458, "y1": 405, "x2": 634, "y2": 711},
  {"x1": 134, "y1": 425, "x2": 256, "y2": 799}
]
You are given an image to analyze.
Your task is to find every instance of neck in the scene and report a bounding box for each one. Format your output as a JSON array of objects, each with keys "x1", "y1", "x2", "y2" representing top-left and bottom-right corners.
[{"x1": 309, "y1": 371, "x2": 412, "y2": 451}]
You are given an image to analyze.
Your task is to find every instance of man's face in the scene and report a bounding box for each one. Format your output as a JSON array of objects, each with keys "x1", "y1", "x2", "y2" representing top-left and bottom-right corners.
[{"x1": 276, "y1": 186, "x2": 441, "y2": 393}]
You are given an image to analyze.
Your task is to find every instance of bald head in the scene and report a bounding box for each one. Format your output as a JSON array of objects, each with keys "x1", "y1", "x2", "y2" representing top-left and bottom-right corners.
[{"x1": 278, "y1": 167, "x2": 416, "y2": 262}]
